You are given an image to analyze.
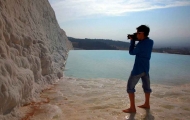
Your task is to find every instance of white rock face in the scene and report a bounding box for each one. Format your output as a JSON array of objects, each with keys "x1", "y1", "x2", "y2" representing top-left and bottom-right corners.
[{"x1": 0, "y1": 0, "x2": 73, "y2": 116}]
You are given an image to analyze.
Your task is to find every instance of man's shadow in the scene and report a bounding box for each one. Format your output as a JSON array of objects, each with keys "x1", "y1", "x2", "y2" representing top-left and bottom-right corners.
[{"x1": 125, "y1": 109, "x2": 155, "y2": 120}]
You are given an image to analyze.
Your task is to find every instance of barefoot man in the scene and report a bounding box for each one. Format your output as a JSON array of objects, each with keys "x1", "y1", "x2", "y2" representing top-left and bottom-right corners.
[{"x1": 123, "y1": 25, "x2": 154, "y2": 113}]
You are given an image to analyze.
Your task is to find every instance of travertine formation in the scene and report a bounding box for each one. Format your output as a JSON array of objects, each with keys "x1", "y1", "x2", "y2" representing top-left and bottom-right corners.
[{"x1": 0, "y1": 0, "x2": 72, "y2": 117}]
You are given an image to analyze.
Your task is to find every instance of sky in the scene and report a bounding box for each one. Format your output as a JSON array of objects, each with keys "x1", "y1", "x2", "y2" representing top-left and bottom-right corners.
[{"x1": 48, "y1": 0, "x2": 190, "y2": 48}]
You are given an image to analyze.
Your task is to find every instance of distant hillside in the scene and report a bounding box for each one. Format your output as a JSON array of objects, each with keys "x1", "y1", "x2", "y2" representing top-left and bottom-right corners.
[
  {"x1": 68, "y1": 37, "x2": 190, "y2": 55},
  {"x1": 68, "y1": 37, "x2": 130, "y2": 50},
  {"x1": 153, "y1": 47, "x2": 190, "y2": 55}
]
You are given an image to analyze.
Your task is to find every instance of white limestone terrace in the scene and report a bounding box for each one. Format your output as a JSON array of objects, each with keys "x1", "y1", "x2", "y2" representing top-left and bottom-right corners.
[{"x1": 0, "y1": 0, "x2": 73, "y2": 119}]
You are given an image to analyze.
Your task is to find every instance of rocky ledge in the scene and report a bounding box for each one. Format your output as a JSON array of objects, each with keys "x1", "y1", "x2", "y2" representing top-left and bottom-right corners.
[{"x1": 0, "y1": 0, "x2": 73, "y2": 118}]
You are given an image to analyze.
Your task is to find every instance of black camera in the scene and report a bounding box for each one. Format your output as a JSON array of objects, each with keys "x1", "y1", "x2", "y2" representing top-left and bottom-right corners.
[{"x1": 127, "y1": 33, "x2": 138, "y2": 40}]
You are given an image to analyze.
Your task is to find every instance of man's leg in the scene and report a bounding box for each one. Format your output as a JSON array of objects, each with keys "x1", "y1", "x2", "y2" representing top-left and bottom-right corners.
[
  {"x1": 138, "y1": 73, "x2": 151, "y2": 109},
  {"x1": 123, "y1": 73, "x2": 143, "y2": 113},
  {"x1": 138, "y1": 93, "x2": 150, "y2": 109},
  {"x1": 123, "y1": 93, "x2": 136, "y2": 113}
]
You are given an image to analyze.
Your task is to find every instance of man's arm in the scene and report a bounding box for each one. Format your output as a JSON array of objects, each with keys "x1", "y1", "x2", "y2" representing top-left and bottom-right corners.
[{"x1": 129, "y1": 40, "x2": 140, "y2": 55}]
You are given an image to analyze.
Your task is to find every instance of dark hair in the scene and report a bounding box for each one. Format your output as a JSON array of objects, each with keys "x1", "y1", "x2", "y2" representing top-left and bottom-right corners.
[{"x1": 136, "y1": 25, "x2": 150, "y2": 37}]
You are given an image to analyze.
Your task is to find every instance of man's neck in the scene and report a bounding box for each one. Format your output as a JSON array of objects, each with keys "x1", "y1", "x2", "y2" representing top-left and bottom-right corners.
[{"x1": 143, "y1": 37, "x2": 149, "y2": 40}]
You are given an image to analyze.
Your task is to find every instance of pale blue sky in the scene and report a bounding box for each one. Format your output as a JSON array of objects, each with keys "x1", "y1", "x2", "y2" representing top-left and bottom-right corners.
[{"x1": 48, "y1": 0, "x2": 190, "y2": 47}]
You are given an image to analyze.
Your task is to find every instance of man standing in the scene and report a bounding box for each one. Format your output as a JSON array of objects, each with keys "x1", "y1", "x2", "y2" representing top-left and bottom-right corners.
[{"x1": 123, "y1": 25, "x2": 154, "y2": 113}]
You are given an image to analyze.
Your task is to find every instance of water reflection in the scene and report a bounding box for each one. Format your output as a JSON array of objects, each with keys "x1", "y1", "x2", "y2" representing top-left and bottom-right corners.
[
  {"x1": 125, "y1": 109, "x2": 155, "y2": 120},
  {"x1": 125, "y1": 113, "x2": 136, "y2": 120},
  {"x1": 143, "y1": 109, "x2": 155, "y2": 120}
]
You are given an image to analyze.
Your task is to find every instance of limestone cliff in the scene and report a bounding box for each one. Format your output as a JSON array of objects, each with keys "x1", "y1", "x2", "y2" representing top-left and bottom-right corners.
[{"x1": 0, "y1": 0, "x2": 73, "y2": 117}]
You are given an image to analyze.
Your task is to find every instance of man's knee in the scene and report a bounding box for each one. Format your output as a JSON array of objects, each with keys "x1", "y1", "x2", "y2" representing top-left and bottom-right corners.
[
  {"x1": 143, "y1": 87, "x2": 152, "y2": 93},
  {"x1": 127, "y1": 88, "x2": 136, "y2": 93},
  {"x1": 127, "y1": 80, "x2": 136, "y2": 93},
  {"x1": 127, "y1": 83, "x2": 135, "y2": 93}
]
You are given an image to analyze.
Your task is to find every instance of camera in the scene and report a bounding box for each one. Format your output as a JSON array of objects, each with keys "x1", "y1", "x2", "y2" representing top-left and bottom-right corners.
[{"x1": 127, "y1": 33, "x2": 138, "y2": 40}]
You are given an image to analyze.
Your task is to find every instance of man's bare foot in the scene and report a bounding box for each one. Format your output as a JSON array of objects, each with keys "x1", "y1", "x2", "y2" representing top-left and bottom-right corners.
[
  {"x1": 122, "y1": 108, "x2": 136, "y2": 113},
  {"x1": 138, "y1": 104, "x2": 150, "y2": 109}
]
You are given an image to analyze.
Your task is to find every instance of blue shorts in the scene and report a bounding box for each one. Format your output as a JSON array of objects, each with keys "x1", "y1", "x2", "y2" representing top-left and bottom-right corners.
[{"x1": 127, "y1": 72, "x2": 152, "y2": 93}]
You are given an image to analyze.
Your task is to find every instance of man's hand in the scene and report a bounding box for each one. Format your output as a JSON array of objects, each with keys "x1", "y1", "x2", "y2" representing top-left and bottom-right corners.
[{"x1": 129, "y1": 36, "x2": 133, "y2": 40}]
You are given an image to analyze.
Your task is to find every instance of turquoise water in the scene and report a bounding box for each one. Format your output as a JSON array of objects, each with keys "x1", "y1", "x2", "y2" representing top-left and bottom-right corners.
[{"x1": 64, "y1": 50, "x2": 190, "y2": 85}]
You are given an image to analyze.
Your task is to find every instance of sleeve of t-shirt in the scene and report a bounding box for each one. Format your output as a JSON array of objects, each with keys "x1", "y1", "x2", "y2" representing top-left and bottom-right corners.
[{"x1": 129, "y1": 40, "x2": 140, "y2": 55}]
